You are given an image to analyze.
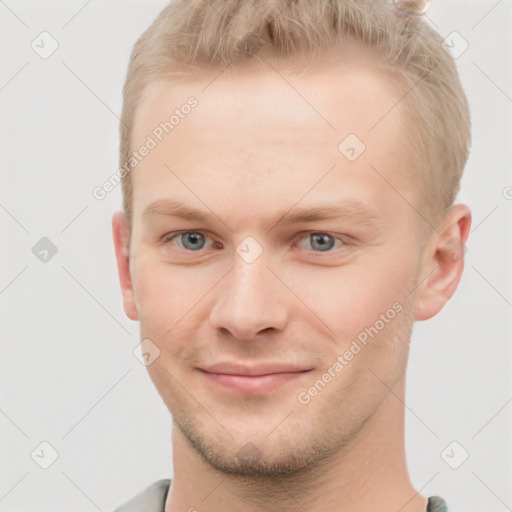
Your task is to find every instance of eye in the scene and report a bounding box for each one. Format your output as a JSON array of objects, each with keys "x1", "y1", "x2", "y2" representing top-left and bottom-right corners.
[
  {"x1": 160, "y1": 230, "x2": 346, "y2": 254},
  {"x1": 162, "y1": 231, "x2": 211, "y2": 251},
  {"x1": 295, "y1": 232, "x2": 344, "y2": 253}
]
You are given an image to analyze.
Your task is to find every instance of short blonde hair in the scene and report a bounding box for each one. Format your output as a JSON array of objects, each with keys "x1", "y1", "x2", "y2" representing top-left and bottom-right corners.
[{"x1": 119, "y1": 0, "x2": 471, "y2": 232}]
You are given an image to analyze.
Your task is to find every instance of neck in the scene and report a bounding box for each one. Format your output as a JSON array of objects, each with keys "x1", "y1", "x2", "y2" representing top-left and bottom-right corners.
[{"x1": 165, "y1": 373, "x2": 427, "y2": 512}]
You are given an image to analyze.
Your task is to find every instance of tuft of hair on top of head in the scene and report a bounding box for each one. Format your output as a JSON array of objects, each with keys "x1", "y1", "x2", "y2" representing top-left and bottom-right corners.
[{"x1": 119, "y1": 0, "x2": 471, "y2": 239}]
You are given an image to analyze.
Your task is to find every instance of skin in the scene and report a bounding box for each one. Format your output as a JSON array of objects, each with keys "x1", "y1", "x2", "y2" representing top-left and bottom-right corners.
[{"x1": 112, "y1": 40, "x2": 471, "y2": 512}]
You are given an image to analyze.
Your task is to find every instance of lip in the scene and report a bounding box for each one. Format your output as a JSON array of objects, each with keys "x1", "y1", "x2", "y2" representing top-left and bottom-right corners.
[
  {"x1": 197, "y1": 363, "x2": 314, "y2": 394},
  {"x1": 198, "y1": 362, "x2": 313, "y2": 376}
]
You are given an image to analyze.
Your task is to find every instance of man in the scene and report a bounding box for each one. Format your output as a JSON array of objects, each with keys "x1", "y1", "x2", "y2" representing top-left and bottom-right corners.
[{"x1": 112, "y1": 0, "x2": 471, "y2": 510}]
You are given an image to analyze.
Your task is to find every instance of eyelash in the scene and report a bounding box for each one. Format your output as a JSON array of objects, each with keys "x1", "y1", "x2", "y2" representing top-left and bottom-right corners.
[{"x1": 160, "y1": 230, "x2": 348, "y2": 255}]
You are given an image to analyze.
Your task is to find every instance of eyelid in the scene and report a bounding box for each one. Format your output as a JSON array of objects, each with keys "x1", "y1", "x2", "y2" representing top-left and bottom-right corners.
[
  {"x1": 161, "y1": 230, "x2": 349, "y2": 254},
  {"x1": 160, "y1": 230, "x2": 213, "y2": 248},
  {"x1": 292, "y1": 231, "x2": 346, "y2": 251}
]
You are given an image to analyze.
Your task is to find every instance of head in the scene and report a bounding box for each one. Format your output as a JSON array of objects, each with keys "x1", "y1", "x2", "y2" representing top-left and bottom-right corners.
[{"x1": 113, "y1": 0, "x2": 471, "y2": 479}]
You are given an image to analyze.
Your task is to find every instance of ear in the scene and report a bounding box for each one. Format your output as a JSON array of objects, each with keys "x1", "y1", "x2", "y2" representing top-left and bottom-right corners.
[
  {"x1": 413, "y1": 204, "x2": 472, "y2": 321},
  {"x1": 112, "y1": 211, "x2": 139, "y2": 321}
]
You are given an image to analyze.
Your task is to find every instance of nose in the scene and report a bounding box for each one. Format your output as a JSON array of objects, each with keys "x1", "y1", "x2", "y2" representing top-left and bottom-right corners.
[{"x1": 208, "y1": 248, "x2": 289, "y2": 341}]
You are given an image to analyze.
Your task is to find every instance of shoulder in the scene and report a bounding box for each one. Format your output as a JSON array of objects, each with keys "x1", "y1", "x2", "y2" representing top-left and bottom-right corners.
[{"x1": 113, "y1": 479, "x2": 171, "y2": 512}]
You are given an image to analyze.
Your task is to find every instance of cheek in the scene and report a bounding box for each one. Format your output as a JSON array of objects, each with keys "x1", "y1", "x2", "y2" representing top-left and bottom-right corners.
[
  {"x1": 133, "y1": 260, "x2": 183, "y2": 336},
  {"x1": 288, "y1": 250, "x2": 416, "y2": 340},
  {"x1": 134, "y1": 267, "x2": 191, "y2": 374},
  {"x1": 132, "y1": 258, "x2": 220, "y2": 348}
]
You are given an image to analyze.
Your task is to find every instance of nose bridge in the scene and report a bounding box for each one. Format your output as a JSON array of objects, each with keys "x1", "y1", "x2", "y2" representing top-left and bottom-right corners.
[{"x1": 209, "y1": 245, "x2": 288, "y2": 339}]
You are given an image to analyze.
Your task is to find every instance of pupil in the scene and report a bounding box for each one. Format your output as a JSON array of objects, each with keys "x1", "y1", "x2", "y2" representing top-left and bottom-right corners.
[
  {"x1": 184, "y1": 233, "x2": 204, "y2": 249},
  {"x1": 313, "y1": 233, "x2": 333, "y2": 251}
]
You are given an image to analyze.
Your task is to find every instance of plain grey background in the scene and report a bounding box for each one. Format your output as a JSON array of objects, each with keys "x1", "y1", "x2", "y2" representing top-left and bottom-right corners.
[{"x1": 1, "y1": 1, "x2": 511, "y2": 511}]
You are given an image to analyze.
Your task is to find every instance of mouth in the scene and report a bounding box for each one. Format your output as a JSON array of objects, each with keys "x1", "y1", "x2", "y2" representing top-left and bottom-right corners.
[{"x1": 197, "y1": 367, "x2": 314, "y2": 394}]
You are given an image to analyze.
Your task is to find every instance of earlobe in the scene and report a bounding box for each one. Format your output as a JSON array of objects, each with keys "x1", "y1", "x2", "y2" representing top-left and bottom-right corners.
[
  {"x1": 112, "y1": 211, "x2": 139, "y2": 321},
  {"x1": 413, "y1": 204, "x2": 472, "y2": 321}
]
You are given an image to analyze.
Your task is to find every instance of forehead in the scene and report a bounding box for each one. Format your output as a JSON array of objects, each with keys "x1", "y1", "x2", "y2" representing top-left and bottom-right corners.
[
  {"x1": 129, "y1": 43, "x2": 416, "y2": 228},
  {"x1": 135, "y1": 42, "x2": 407, "y2": 130}
]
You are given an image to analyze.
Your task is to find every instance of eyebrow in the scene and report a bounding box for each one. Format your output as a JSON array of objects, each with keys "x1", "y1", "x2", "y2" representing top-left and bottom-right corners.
[{"x1": 142, "y1": 198, "x2": 383, "y2": 230}]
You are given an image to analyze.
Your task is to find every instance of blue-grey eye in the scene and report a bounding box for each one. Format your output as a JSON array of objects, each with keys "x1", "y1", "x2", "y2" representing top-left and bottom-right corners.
[
  {"x1": 180, "y1": 232, "x2": 206, "y2": 250},
  {"x1": 310, "y1": 233, "x2": 336, "y2": 252}
]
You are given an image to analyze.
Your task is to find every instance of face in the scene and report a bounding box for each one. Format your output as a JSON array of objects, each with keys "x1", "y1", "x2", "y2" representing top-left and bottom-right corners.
[{"x1": 120, "y1": 42, "x2": 429, "y2": 477}]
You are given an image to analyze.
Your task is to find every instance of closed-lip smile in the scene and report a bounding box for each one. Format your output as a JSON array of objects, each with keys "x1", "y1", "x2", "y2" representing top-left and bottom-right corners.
[
  {"x1": 197, "y1": 362, "x2": 314, "y2": 394},
  {"x1": 198, "y1": 362, "x2": 314, "y2": 376}
]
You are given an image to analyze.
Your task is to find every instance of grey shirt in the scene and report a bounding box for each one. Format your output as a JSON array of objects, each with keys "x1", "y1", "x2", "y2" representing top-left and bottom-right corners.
[{"x1": 113, "y1": 479, "x2": 449, "y2": 512}]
